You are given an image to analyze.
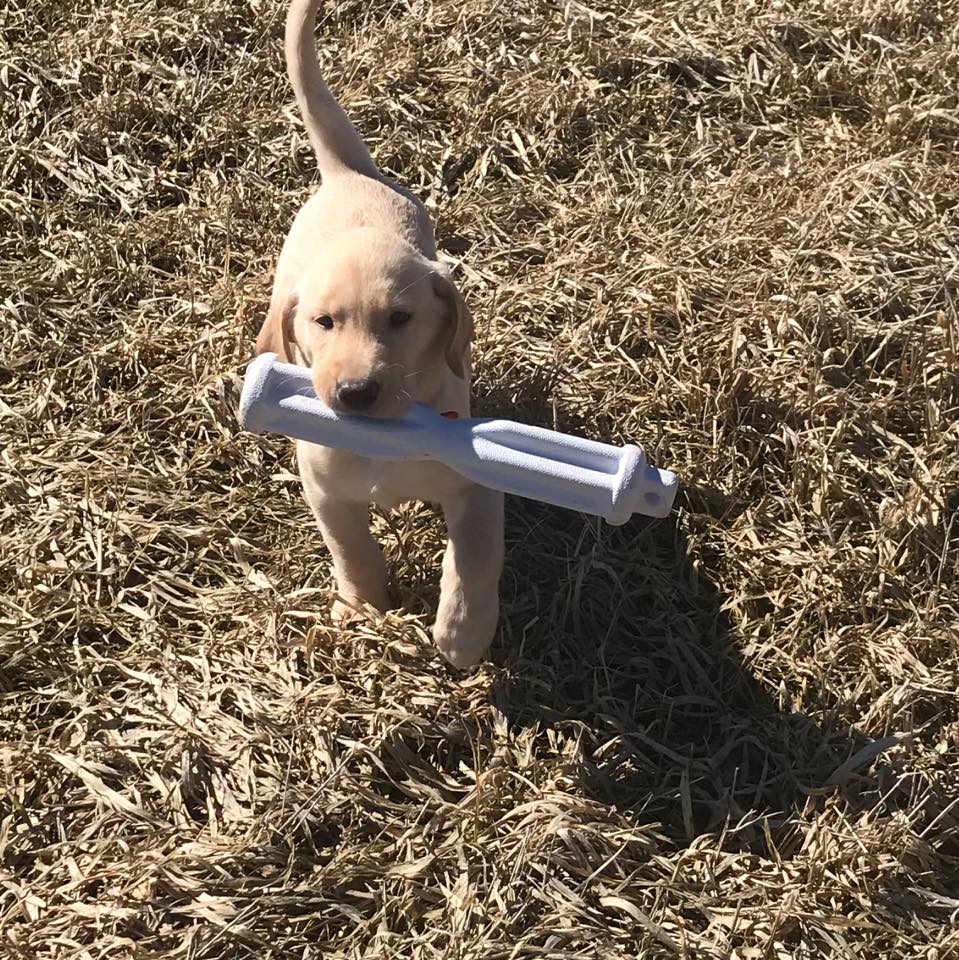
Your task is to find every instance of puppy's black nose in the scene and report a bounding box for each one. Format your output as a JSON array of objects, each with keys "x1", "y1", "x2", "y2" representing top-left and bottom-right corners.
[{"x1": 336, "y1": 378, "x2": 380, "y2": 411}]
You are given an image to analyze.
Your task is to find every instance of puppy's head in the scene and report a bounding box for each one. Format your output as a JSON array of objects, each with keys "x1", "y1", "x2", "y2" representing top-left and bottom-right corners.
[{"x1": 256, "y1": 230, "x2": 471, "y2": 417}]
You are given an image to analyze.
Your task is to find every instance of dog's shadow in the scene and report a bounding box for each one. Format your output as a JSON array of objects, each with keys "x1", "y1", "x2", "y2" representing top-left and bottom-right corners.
[
  {"x1": 492, "y1": 502, "x2": 822, "y2": 847},
  {"x1": 488, "y1": 499, "x2": 953, "y2": 857},
  {"x1": 286, "y1": 359, "x2": 953, "y2": 868},
  {"x1": 468, "y1": 382, "x2": 952, "y2": 858}
]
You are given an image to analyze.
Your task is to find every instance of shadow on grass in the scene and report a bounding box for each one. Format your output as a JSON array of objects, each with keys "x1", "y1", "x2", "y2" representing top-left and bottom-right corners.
[
  {"x1": 474, "y1": 384, "x2": 956, "y2": 866},
  {"x1": 490, "y1": 498, "x2": 959, "y2": 880},
  {"x1": 507, "y1": 508, "x2": 959, "y2": 887},
  {"x1": 488, "y1": 500, "x2": 851, "y2": 852}
]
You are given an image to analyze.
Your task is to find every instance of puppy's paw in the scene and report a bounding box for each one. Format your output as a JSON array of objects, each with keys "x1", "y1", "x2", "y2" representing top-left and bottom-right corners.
[
  {"x1": 331, "y1": 591, "x2": 389, "y2": 626},
  {"x1": 432, "y1": 602, "x2": 498, "y2": 669}
]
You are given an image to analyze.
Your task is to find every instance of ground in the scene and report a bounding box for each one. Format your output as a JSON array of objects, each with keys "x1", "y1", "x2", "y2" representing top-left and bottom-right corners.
[{"x1": 2, "y1": 0, "x2": 958, "y2": 957}]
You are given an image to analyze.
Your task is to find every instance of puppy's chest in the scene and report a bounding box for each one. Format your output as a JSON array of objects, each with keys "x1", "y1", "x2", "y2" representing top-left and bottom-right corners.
[
  {"x1": 297, "y1": 438, "x2": 467, "y2": 509},
  {"x1": 366, "y1": 459, "x2": 462, "y2": 508}
]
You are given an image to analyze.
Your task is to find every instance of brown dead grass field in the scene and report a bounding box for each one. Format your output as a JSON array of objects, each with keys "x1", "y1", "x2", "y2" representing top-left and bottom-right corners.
[{"x1": 3, "y1": 0, "x2": 959, "y2": 956}]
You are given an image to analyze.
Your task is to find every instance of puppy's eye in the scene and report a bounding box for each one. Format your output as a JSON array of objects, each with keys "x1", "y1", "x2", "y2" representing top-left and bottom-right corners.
[
  {"x1": 389, "y1": 310, "x2": 412, "y2": 329},
  {"x1": 314, "y1": 315, "x2": 334, "y2": 330}
]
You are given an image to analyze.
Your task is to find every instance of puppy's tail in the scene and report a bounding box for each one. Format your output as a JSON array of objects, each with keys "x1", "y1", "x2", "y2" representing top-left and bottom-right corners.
[{"x1": 285, "y1": 0, "x2": 378, "y2": 177}]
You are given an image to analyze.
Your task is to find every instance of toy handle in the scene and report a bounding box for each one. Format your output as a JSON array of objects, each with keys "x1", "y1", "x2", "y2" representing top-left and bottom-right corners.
[
  {"x1": 238, "y1": 353, "x2": 436, "y2": 460},
  {"x1": 238, "y1": 353, "x2": 679, "y2": 523},
  {"x1": 454, "y1": 422, "x2": 676, "y2": 523}
]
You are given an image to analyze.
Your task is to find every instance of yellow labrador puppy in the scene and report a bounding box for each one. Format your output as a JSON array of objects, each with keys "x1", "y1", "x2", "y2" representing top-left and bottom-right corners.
[{"x1": 255, "y1": 0, "x2": 504, "y2": 667}]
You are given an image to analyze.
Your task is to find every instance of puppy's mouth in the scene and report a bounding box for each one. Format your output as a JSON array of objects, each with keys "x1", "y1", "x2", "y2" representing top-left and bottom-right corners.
[
  {"x1": 329, "y1": 400, "x2": 409, "y2": 419},
  {"x1": 324, "y1": 386, "x2": 414, "y2": 419}
]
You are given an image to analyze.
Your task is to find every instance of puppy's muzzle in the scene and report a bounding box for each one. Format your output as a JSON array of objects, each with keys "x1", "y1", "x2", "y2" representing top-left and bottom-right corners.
[{"x1": 336, "y1": 378, "x2": 380, "y2": 411}]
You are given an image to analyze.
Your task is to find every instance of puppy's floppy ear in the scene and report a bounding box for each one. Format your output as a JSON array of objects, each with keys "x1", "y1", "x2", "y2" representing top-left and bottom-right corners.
[
  {"x1": 431, "y1": 264, "x2": 473, "y2": 380},
  {"x1": 255, "y1": 293, "x2": 298, "y2": 362}
]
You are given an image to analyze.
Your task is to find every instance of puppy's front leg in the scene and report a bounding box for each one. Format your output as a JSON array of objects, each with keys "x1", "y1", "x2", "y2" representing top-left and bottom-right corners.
[
  {"x1": 434, "y1": 484, "x2": 505, "y2": 668},
  {"x1": 308, "y1": 497, "x2": 391, "y2": 621}
]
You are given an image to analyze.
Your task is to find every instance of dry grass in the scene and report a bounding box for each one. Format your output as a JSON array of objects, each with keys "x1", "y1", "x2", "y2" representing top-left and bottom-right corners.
[{"x1": 2, "y1": 0, "x2": 959, "y2": 956}]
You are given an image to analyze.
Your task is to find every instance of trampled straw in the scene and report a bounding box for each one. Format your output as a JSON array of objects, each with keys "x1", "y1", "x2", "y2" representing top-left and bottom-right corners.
[{"x1": 2, "y1": 0, "x2": 957, "y2": 956}]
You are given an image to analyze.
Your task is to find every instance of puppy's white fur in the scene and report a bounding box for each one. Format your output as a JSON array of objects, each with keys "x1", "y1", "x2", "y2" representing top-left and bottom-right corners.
[{"x1": 255, "y1": 0, "x2": 504, "y2": 668}]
